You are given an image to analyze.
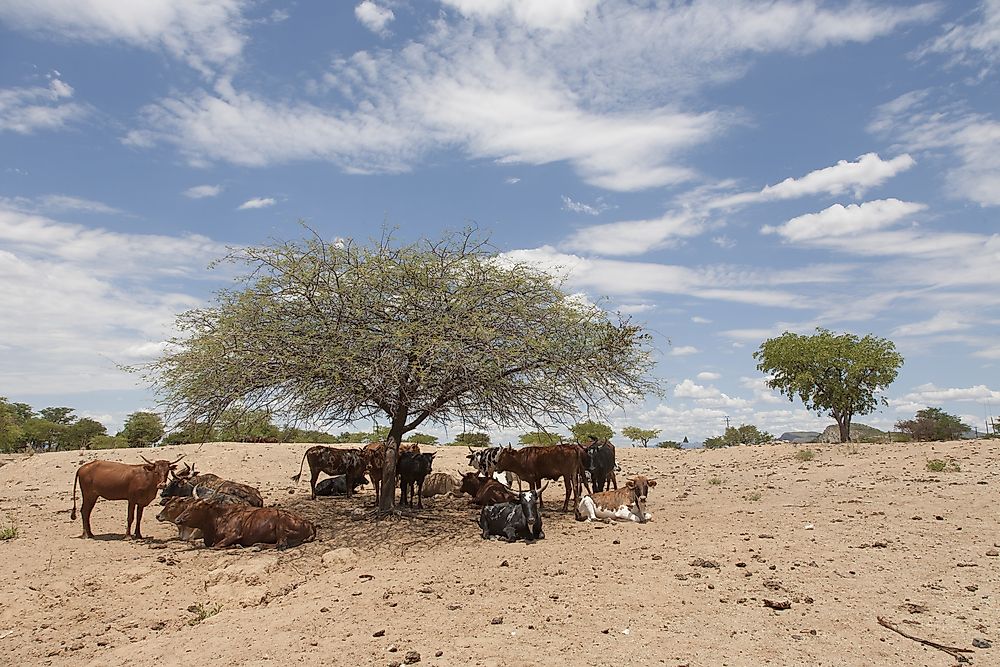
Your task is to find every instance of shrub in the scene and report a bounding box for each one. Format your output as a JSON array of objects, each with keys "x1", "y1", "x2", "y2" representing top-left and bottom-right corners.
[
  {"x1": 794, "y1": 449, "x2": 815, "y2": 462},
  {"x1": 897, "y1": 408, "x2": 969, "y2": 442},
  {"x1": 745, "y1": 491, "x2": 762, "y2": 502},
  {"x1": 657, "y1": 440, "x2": 682, "y2": 449},
  {"x1": 0, "y1": 514, "x2": 18, "y2": 540},
  {"x1": 187, "y1": 603, "x2": 222, "y2": 626},
  {"x1": 926, "y1": 458, "x2": 960, "y2": 473},
  {"x1": 704, "y1": 424, "x2": 774, "y2": 448},
  {"x1": 708, "y1": 476, "x2": 722, "y2": 486}
]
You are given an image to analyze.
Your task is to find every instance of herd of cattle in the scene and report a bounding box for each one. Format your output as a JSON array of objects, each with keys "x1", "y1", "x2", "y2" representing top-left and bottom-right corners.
[{"x1": 68, "y1": 439, "x2": 657, "y2": 548}]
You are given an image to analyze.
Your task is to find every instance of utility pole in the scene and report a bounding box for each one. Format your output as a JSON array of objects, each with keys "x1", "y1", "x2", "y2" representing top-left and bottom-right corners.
[{"x1": 723, "y1": 415, "x2": 731, "y2": 430}]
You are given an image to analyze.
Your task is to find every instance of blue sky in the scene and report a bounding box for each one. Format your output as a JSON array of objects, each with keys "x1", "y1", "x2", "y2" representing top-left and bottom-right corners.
[{"x1": 1, "y1": 0, "x2": 999, "y2": 443}]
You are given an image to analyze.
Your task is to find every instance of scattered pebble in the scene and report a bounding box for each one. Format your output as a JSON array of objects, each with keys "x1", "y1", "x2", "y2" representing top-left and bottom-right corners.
[
  {"x1": 404, "y1": 650, "x2": 421, "y2": 664},
  {"x1": 763, "y1": 599, "x2": 791, "y2": 611},
  {"x1": 972, "y1": 639, "x2": 992, "y2": 649},
  {"x1": 986, "y1": 550, "x2": 999, "y2": 557},
  {"x1": 373, "y1": 629, "x2": 386, "y2": 637},
  {"x1": 491, "y1": 617, "x2": 503, "y2": 625}
]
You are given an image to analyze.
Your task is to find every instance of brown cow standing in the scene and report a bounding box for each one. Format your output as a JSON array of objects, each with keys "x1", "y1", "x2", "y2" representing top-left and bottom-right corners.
[
  {"x1": 71, "y1": 455, "x2": 184, "y2": 539},
  {"x1": 459, "y1": 472, "x2": 517, "y2": 506},
  {"x1": 363, "y1": 442, "x2": 421, "y2": 505},
  {"x1": 292, "y1": 446, "x2": 368, "y2": 500},
  {"x1": 172, "y1": 500, "x2": 316, "y2": 548},
  {"x1": 495, "y1": 444, "x2": 584, "y2": 511}
]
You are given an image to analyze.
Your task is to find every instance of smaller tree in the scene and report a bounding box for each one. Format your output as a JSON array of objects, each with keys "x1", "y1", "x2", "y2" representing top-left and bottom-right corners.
[
  {"x1": 704, "y1": 424, "x2": 773, "y2": 449},
  {"x1": 621, "y1": 426, "x2": 660, "y2": 448},
  {"x1": 896, "y1": 407, "x2": 969, "y2": 442},
  {"x1": 569, "y1": 420, "x2": 613, "y2": 443},
  {"x1": 657, "y1": 440, "x2": 681, "y2": 449},
  {"x1": 406, "y1": 432, "x2": 439, "y2": 445},
  {"x1": 454, "y1": 432, "x2": 491, "y2": 448},
  {"x1": 519, "y1": 431, "x2": 563, "y2": 446},
  {"x1": 120, "y1": 411, "x2": 165, "y2": 447},
  {"x1": 64, "y1": 418, "x2": 107, "y2": 450},
  {"x1": 21, "y1": 418, "x2": 68, "y2": 451}
]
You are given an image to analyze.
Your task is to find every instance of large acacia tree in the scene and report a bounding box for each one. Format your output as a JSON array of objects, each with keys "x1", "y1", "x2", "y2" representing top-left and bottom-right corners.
[
  {"x1": 148, "y1": 229, "x2": 658, "y2": 513},
  {"x1": 754, "y1": 328, "x2": 903, "y2": 443}
]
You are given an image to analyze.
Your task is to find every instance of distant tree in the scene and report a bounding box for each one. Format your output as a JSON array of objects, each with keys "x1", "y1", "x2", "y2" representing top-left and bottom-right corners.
[
  {"x1": 279, "y1": 426, "x2": 339, "y2": 444},
  {"x1": 90, "y1": 435, "x2": 129, "y2": 450},
  {"x1": 519, "y1": 431, "x2": 564, "y2": 446},
  {"x1": 896, "y1": 407, "x2": 969, "y2": 442},
  {"x1": 704, "y1": 424, "x2": 774, "y2": 449},
  {"x1": 39, "y1": 407, "x2": 76, "y2": 425},
  {"x1": 7, "y1": 401, "x2": 35, "y2": 423},
  {"x1": 213, "y1": 409, "x2": 281, "y2": 442},
  {"x1": 754, "y1": 328, "x2": 903, "y2": 443},
  {"x1": 120, "y1": 411, "x2": 164, "y2": 447},
  {"x1": 21, "y1": 418, "x2": 67, "y2": 451},
  {"x1": 406, "y1": 432, "x2": 439, "y2": 445},
  {"x1": 569, "y1": 420, "x2": 614, "y2": 443},
  {"x1": 0, "y1": 399, "x2": 25, "y2": 453},
  {"x1": 329, "y1": 430, "x2": 378, "y2": 444},
  {"x1": 454, "y1": 432, "x2": 491, "y2": 448},
  {"x1": 621, "y1": 426, "x2": 660, "y2": 448},
  {"x1": 657, "y1": 440, "x2": 682, "y2": 449},
  {"x1": 65, "y1": 418, "x2": 107, "y2": 450},
  {"x1": 162, "y1": 419, "x2": 215, "y2": 445}
]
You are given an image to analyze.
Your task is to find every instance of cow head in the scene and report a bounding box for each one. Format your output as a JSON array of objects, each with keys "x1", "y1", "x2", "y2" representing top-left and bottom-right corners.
[
  {"x1": 459, "y1": 472, "x2": 483, "y2": 497},
  {"x1": 141, "y1": 454, "x2": 185, "y2": 490},
  {"x1": 625, "y1": 476, "x2": 656, "y2": 524},
  {"x1": 518, "y1": 481, "x2": 547, "y2": 533},
  {"x1": 172, "y1": 499, "x2": 213, "y2": 527}
]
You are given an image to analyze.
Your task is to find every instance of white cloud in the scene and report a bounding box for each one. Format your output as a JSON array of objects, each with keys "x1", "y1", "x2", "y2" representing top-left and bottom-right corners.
[
  {"x1": 0, "y1": 0, "x2": 248, "y2": 76},
  {"x1": 892, "y1": 311, "x2": 972, "y2": 337},
  {"x1": 505, "y1": 177, "x2": 521, "y2": 184},
  {"x1": 1, "y1": 194, "x2": 126, "y2": 216},
  {"x1": 673, "y1": 378, "x2": 750, "y2": 409},
  {"x1": 616, "y1": 303, "x2": 655, "y2": 314},
  {"x1": 917, "y1": 0, "x2": 1000, "y2": 75},
  {"x1": 670, "y1": 345, "x2": 699, "y2": 357},
  {"x1": 125, "y1": 1, "x2": 935, "y2": 190},
  {"x1": 561, "y1": 212, "x2": 703, "y2": 255},
  {"x1": 712, "y1": 153, "x2": 916, "y2": 209},
  {"x1": 561, "y1": 195, "x2": 611, "y2": 216},
  {"x1": 697, "y1": 371, "x2": 721, "y2": 381},
  {"x1": 0, "y1": 77, "x2": 87, "y2": 134},
  {"x1": 691, "y1": 316, "x2": 712, "y2": 324},
  {"x1": 355, "y1": 1, "x2": 395, "y2": 36},
  {"x1": 183, "y1": 184, "x2": 223, "y2": 199},
  {"x1": 762, "y1": 198, "x2": 926, "y2": 242},
  {"x1": 237, "y1": 197, "x2": 276, "y2": 210},
  {"x1": 893, "y1": 382, "x2": 1000, "y2": 405}
]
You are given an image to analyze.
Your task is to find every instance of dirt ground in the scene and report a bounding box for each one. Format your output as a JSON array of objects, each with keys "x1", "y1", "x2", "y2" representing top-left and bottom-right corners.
[{"x1": 1, "y1": 440, "x2": 998, "y2": 667}]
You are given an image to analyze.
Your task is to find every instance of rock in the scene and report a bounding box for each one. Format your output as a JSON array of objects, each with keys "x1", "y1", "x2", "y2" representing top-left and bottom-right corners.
[
  {"x1": 763, "y1": 599, "x2": 791, "y2": 611},
  {"x1": 435, "y1": 651, "x2": 443, "y2": 658},
  {"x1": 351, "y1": 508, "x2": 366, "y2": 521},
  {"x1": 690, "y1": 558, "x2": 719, "y2": 569},
  {"x1": 320, "y1": 607, "x2": 329, "y2": 613},
  {"x1": 491, "y1": 617, "x2": 503, "y2": 625},
  {"x1": 322, "y1": 548, "x2": 356, "y2": 568},
  {"x1": 986, "y1": 550, "x2": 999, "y2": 557},
  {"x1": 373, "y1": 629, "x2": 386, "y2": 637},
  {"x1": 388, "y1": 645, "x2": 398, "y2": 653},
  {"x1": 500, "y1": 560, "x2": 508, "y2": 567},
  {"x1": 972, "y1": 638, "x2": 992, "y2": 649},
  {"x1": 404, "y1": 650, "x2": 421, "y2": 664}
]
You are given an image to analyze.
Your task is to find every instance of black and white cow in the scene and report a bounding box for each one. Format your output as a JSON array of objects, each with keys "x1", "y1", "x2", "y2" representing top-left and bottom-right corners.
[
  {"x1": 479, "y1": 486, "x2": 546, "y2": 542},
  {"x1": 466, "y1": 446, "x2": 519, "y2": 489}
]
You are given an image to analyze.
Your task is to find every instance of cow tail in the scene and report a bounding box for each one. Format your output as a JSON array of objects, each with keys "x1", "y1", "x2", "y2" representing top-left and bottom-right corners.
[
  {"x1": 70, "y1": 469, "x2": 80, "y2": 520},
  {"x1": 291, "y1": 451, "x2": 308, "y2": 483}
]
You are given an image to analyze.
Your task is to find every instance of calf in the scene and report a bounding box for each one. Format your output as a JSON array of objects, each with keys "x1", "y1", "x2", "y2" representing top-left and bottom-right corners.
[
  {"x1": 576, "y1": 475, "x2": 657, "y2": 524},
  {"x1": 495, "y1": 444, "x2": 584, "y2": 511},
  {"x1": 160, "y1": 466, "x2": 263, "y2": 507},
  {"x1": 459, "y1": 472, "x2": 517, "y2": 506},
  {"x1": 479, "y1": 488, "x2": 545, "y2": 542},
  {"x1": 173, "y1": 500, "x2": 316, "y2": 549},
  {"x1": 292, "y1": 446, "x2": 368, "y2": 500},
  {"x1": 314, "y1": 474, "x2": 368, "y2": 497},
  {"x1": 420, "y1": 472, "x2": 461, "y2": 498},
  {"x1": 585, "y1": 439, "x2": 618, "y2": 492},
  {"x1": 71, "y1": 455, "x2": 183, "y2": 539},
  {"x1": 397, "y1": 452, "x2": 435, "y2": 508}
]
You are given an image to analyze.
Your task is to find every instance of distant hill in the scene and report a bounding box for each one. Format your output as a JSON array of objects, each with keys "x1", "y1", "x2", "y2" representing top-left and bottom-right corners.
[
  {"x1": 817, "y1": 423, "x2": 888, "y2": 443},
  {"x1": 778, "y1": 431, "x2": 820, "y2": 443}
]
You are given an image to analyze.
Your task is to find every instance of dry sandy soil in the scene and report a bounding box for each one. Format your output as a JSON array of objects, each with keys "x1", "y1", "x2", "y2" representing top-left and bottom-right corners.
[{"x1": 1, "y1": 440, "x2": 998, "y2": 667}]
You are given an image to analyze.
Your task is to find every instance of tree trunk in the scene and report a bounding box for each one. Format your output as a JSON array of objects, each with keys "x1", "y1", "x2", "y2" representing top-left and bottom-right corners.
[
  {"x1": 836, "y1": 413, "x2": 852, "y2": 443},
  {"x1": 377, "y1": 418, "x2": 406, "y2": 515}
]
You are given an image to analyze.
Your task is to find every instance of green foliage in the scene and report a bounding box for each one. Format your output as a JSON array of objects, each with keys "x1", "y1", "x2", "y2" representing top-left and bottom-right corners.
[
  {"x1": 89, "y1": 435, "x2": 130, "y2": 450},
  {"x1": 39, "y1": 407, "x2": 76, "y2": 425},
  {"x1": 754, "y1": 328, "x2": 903, "y2": 443},
  {"x1": 120, "y1": 411, "x2": 164, "y2": 447},
  {"x1": 21, "y1": 418, "x2": 68, "y2": 451},
  {"x1": 454, "y1": 432, "x2": 491, "y2": 448},
  {"x1": 146, "y1": 228, "x2": 658, "y2": 512},
  {"x1": 64, "y1": 418, "x2": 108, "y2": 450},
  {"x1": 518, "y1": 431, "x2": 564, "y2": 446},
  {"x1": 406, "y1": 432, "x2": 438, "y2": 445},
  {"x1": 569, "y1": 420, "x2": 614, "y2": 443},
  {"x1": 704, "y1": 424, "x2": 774, "y2": 449},
  {"x1": 186, "y1": 603, "x2": 222, "y2": 626},
  {"x1": 926, "y1": 458, "x2": 960, "y2": 473},
  {"x1": 0, "y1": 521, "x2": 18, "y2": 541},
  {"x1": 621, "y1": 426, "x2": 661, "y2": 448},
  {"x1": 212, "y1": 409, "x2": 281, "y2": 443},
  {"x1": 708, "y1": 476, "x2": 722, "y2": 486},
  {"x1": 794, "y1": 448, "x2": 815, "y2": 462},
  {"x1": 0, "y1": 398, "x2": 25, "y2": 453},
  {"x1": 657, "y1": 440, "x2": 682, "y2": 449},
  {"x1": 896, "y1": 407, "x2": 969, "y2": 442}
]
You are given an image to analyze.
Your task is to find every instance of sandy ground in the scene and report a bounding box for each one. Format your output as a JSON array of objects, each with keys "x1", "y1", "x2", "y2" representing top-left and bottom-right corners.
[{"x1": 1, "y1": 440, "x2": 998, "y2": 667}]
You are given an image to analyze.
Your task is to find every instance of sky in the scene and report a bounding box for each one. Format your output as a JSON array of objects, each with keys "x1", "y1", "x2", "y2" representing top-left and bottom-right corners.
[{"x1": 1, "y1": 0, "x2": 999, "y2": 444}]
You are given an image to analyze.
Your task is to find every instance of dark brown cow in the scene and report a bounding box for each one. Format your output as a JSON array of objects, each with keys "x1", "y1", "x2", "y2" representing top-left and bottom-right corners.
[
  {"x1": 459, "y1": 472, "x2": 517, "y2": 506},
  {"x1": 292, "y1": 446, "x2": 368, "y2": 499},
  {"x1": 363, "y1": 442, "x2": 421, "y2": 505},
  {"x1": 71, "y1": 455, "x2": 184, "y2": 539},
  {"x1": 160, "y1": 464, "x2": 263, "y2": 507},
  {"x1": 155, "y1": 497, "x2": 203, "y2": 542},
  {"x1": 495, "y1": 444, "x2": 584, "y2": 511},
  {"x1": 172, "y1": 500, "x2": 316, "y2": 549}
]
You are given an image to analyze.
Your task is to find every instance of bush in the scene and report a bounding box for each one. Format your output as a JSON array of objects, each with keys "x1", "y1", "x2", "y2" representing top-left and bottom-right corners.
[
  {"x1": 89, "y1": 435, "x2": 130, "y2": 450},
  {"x1": 926, "y1": 458, "x2": 960, "y2": 473},
  {"x1": 0, "y1": 514, "x2": 17, "y2": 540},
  {"x1": 657, "y1": 440, "x2": 682, "y2": 449},
  {"x1": 745, "y1": 491, "x2": 762, "y2": 501},
  {"x1": 704, "y1": 424, "x2": 774, "y2": 448},
  {"x1": 708, "y1": 476, "x2": 722, "y2": 486},
  {"x1": 794, "y1": 449, "x2": 815, "y2": 462},
  {"x1": 896, "y1": 407, "x2": 969, "y2": 442}
]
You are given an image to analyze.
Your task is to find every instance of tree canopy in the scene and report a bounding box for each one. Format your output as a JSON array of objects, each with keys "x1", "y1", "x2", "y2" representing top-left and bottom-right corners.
[
  {"x1": 569, "y1": 420, "x2": 614, "y2": 443},
  {"x1": 754, "y1": 328, "x2": 903, "y2": 443},
  {"x1": 896, "y1": 407, "x2": 969, "y2": 442},
  {"x1": 120, "y1": 411, "x2": 164, "y2": 447},
  {"x1": 704, "y1": 424, "x2": 773, "y2": 449},
  {"x1": 621, "y1": 426, "x2": 660, "y2": 448},
  {"x1": 453, "y1": 432, "x2": 491, "y2": 448},
  {"x1": 148, "y1": 228, "x2": 658, "y2": 512}
]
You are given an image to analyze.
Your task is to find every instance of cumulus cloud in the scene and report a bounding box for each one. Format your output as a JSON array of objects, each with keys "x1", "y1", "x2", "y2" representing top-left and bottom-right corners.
[
  {"x1": 0, "y1": 0, "x2": 249, "y2": 76},
  {"x1": 697, "y1": 371, "x2": 721, "y2": 381},
  {"x1": 0, "y1": 77, "x2": 87, "y2": 134},
  {"x1": 561, "y1": 212, "x2": 704, "y2": 255},
  {"x1": 762, "y1": 198, "x2": 926, "y2": 242},
  {"x1": 673, "y1": 378, "x2": 750, "y2": 409},
  {"x1": 237, "y1": 197, "x2": 276, "y2": 210},
  {"x1": 355, "y1": 1, "x2": 395, "y2": 36},
  {"x1": 892, "y1": 311, "x2": 972, "y2": 337},
  {"x1": 670, "y1": 345, "x2": 699, "y2": 356},
  {"x1": 893, "y1": 382, "x2": 1000, "y2": 404},
  {"x1": 183, "y1": 184, "x2": 223, "y2": 199},
  {"x1": 441, "y1": 0, "x2": 598, "y2": 30}
]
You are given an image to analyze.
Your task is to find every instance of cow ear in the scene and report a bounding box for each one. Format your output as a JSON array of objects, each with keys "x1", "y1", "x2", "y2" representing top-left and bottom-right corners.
[
  {"x1": 648, "y1": 479, "x2": 657, "y2": 487},
  {"x1": 626, "y1": 480, "x2": 635, "y2": 488}
]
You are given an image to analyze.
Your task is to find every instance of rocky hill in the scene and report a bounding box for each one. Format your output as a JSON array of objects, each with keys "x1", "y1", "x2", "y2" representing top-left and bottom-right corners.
[{"x1": 816, "y1": 423, "x2": 888, "y2": 443}]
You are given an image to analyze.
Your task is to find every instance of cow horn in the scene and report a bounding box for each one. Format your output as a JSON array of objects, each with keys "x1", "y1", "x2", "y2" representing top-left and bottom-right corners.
[
  {"x1": 170, "y1": 454, "x2": 185, "y2": 465},
  {"x1": 538, "y1": 481, "x2": 550, "y2": 493},
  {"x1": 140, "y1": 455, "x2": 153, "y2": 464},
  {"x1": 468, "y1": 446, "x2": 474, "y2": 453}
]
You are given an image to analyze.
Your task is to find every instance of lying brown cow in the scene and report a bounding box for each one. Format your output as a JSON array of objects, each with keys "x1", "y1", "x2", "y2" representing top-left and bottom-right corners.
[
  {"x1": 155, "y1": 497, "x2": 203, "y2": 542},
  {"x1": 172, "y1": 499, "x2": 316, "y2": 548},
  {"x1": 496, "y1": 444, "x2": 584, "y2": 511},
  {"x1": 576, "y1": 475, "x2": 657, "y2": 524},
  {"x1": 160, "y1": 464, "x2": 263, "y2": 507},
  {"x1": 71, "y1": 455, "x2": 184, "y2": 539},
  {"x1": 459, "y1": 472, "x2": 517, "y2": 506}
]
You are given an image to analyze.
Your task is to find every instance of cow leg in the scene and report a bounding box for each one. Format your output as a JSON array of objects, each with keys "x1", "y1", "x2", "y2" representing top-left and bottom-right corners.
[
  {"x1": 134, "y1": 504, "x2": 145, "y2": 539},
  {"x1": 610, "y1": 471, "x2": 618, "y2": 490},
  {"x1": 562, "y1": 476, "x2": 572, "y2": 512},
  {"x1": 80, "y1": 494, "x2": 97, "y2": 538},
  {"x1": 503, "y1": 526, "x2": 518, "y2": 543},
  {"x1": 126, "y1": 502, "x2": 136, "y2": 539},
  {"x1": 416, "y1": 480, "x2": 424, "y2": 509},
  {"x1": 479, "y1": 514, "x2": 491, "y2": 540},
  {"x1": 309, "y1": 468, "x2": 320, "y2": 500}
]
